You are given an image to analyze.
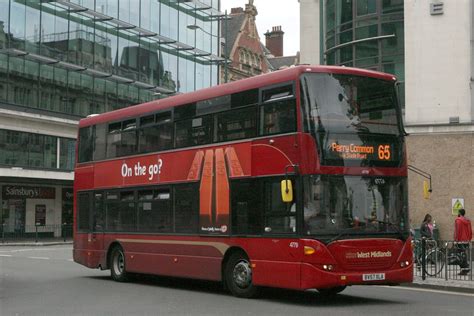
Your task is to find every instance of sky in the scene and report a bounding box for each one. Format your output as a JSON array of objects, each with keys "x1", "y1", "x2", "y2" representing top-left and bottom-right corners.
[{"x1": 220, "y1": 0, "x2": 300, "y2": 56}]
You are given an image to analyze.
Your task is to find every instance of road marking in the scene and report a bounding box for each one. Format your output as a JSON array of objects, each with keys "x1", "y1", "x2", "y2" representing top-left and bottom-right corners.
[
  {"x1": 382, "y1": 286, "x2": 474, "y2": 297},
  {"x1": 9, "y1": 249, "x2": 35, "y2": 252},
  {"x1": 28, "y1": 256, "x2": 50, "y2": 260},
  {"x1": 0, "y1": 254, "x2": 73, "y2": 261},
  {"x1": 10, "y1": 247, "x2": 72, "y2": 252},
  {"x1": 0, "y1": 247, "x2": 72, "y2": 254}
]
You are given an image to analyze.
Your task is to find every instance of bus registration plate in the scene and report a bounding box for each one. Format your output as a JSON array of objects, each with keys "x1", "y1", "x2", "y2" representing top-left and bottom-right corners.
[{"x1": 362, "y1": 273, "x2": 385, "y2": 281}]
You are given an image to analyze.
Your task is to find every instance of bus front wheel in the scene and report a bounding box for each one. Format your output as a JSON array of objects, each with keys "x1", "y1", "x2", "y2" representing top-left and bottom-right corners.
[
  {"x1": 224, "y1": 252, "x2": 258, "y2": 298},
  {"x1": 110, "y1": 245, "x2": 129, "y2": 282}
]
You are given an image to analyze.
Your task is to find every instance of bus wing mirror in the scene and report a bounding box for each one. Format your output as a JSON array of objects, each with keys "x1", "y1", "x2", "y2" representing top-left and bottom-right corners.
[{"x1": 280, "y1": 180, "x2": 293, "y2": 203}]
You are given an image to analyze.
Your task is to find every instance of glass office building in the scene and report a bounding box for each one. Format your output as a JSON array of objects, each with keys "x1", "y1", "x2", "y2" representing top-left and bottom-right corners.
[
  {"x1": 0, "y1": 0, "x2": 221, "y2": 237},
  {"x1": 0, "y1": 0, "x2": 221, "y2": 116},
  {"x1": 323, "y1": 0, "x2": 404, "y2": 105}
]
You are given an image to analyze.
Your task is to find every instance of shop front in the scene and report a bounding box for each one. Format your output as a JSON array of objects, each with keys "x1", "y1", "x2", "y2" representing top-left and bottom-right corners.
[{"x1": 1, "y1": 184, "x2": 72, "y2": 238}]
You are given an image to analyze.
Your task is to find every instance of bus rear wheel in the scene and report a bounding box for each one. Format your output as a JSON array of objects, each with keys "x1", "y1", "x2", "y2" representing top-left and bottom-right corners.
[
  {"x1": 110, "y1": 246, "x2": 129, "y2": 282},
  {"x1": 225, "y1": 252, "x2": 258, "y2": 298},
  {"x1": 317, "y1": 286, "x2": 346, "y2": 296}
]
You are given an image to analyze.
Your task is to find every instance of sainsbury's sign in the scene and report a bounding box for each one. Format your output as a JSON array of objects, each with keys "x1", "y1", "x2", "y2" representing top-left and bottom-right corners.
[{"x1": 2, "y1": 186, "x2": 55, "y2": 199}]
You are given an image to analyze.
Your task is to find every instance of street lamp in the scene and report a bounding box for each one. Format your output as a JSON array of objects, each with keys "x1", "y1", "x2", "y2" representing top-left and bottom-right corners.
[{"x1": 187, "y1": 10, "x2": 229, "y2": 83}]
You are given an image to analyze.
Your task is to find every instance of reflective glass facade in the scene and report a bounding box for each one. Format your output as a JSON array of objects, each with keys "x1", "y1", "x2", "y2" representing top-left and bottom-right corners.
[
  {"x1": 0, "y1": 1, "x2": 221, "y2": 234},
  {"x1": 324, "y1": 0, "x2": 404, "y2": 106},
  {"x1": 0, "y1": 0, "x2": 220, "y2": 117},
  {"x1": 0, "y1": 129, "x2": 75, "y2": 170}
]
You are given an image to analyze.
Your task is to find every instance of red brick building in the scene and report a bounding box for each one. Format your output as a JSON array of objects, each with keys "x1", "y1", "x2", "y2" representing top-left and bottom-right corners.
[
  {"x1": 264, "y1": 25, "x2": 300, "y2": 70},
  {"x1": 222, "y1": 1, "x2": 271, "y2": 82},
  {"x1": 221, "y1": 1, "x2": 300, "y2": 82},
  {"x1": 264, "y1": 26, "x2": 284, "y2": 57}
]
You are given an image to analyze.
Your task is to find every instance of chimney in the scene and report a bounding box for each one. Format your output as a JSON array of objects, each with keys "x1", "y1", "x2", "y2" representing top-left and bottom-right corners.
[
  {"x1": 230, "y1": 7, "x2": 244, "y2": 14},
  {"x1": 264, "y1": 26, "x2": 284, "y2": 57}
]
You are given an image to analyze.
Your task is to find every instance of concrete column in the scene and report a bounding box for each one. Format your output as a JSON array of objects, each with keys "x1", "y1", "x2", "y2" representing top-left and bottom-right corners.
[
  {"x1": 405, "y1": 0, "x2": 471, "y2": 125},
  {"x1": 299, "y1": 0, "x2": 320, "y2": 65}
]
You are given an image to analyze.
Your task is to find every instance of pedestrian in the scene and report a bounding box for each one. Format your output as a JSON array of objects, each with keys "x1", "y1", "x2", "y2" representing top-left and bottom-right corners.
[
  {"x1": 454, "y1": 209, "x2": 472, "y2": 275},
  {"x1": 420, "y1": 213, "x2": 433, "y2": 239}
]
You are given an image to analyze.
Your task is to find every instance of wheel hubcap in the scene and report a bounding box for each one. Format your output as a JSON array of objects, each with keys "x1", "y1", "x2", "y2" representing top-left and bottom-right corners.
[
  {"x1": 114, "y1": 251, "x2": 124, "y2": 275},
  {"x1": 232, "y1": 260, "x2": 252, "y2": 289}
]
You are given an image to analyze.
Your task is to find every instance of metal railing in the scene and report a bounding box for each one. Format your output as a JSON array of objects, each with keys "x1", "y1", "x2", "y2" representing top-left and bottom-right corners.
[
  {"x1": 1, "y1": 223, "x2": 73, "y2": 243},
  {"x1": 413, "y1": 238, "x2": 473, "y2": 281}
]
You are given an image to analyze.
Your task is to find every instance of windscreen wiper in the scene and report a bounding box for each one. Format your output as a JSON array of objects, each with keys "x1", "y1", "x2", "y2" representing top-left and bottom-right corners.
[
  {"x1": 327, "y1": 231, "x2": 351, "y2": 244},
  {"x1": 326, "y1": 230, "x2": 370, "y2": 244}
]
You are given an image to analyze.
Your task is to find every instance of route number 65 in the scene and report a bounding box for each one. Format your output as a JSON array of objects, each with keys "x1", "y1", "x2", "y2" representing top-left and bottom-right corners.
[{"x1": 378, "y1": 145, "x2": 391, "y2": 160}]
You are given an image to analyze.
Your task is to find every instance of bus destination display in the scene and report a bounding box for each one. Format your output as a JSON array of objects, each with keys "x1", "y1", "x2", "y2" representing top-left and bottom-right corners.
[{"x1": 328, "y1": 142, "x2": 394, "y2": 161}]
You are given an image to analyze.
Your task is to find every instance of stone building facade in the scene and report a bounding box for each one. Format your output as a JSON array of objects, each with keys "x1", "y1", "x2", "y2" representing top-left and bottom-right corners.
[
  {"x1": 407, "y1": 134, "x2": 473, "y2": 240},
  {"x1": 404, "y1": 1, "x2": 474, "y2": 240}
]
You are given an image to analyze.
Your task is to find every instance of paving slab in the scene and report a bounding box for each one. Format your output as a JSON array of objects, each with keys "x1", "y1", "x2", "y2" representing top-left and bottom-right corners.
[{"x1": 406, "y1": 276, "x2": 474, "y2": 294}]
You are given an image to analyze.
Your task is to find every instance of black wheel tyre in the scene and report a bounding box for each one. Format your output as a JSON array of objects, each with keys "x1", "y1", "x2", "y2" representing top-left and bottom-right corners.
[
  {"x1": 225, "y1": 253, "x2": 258, "y2": 298},
  {"x1": 425, "y1": 249, "x2": 445, "y2": 277},
  {"x1": 318, "y1": 286, "x2": 346, "y2": 296},
  {"x1": 110, "y1": 246, "x2": 129, "y2": 282}
]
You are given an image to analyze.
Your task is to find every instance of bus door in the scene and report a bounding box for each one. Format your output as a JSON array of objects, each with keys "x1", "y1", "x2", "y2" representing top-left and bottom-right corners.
[{"x1": 90, "y1": 192, "x2": 105, "y2": 255}]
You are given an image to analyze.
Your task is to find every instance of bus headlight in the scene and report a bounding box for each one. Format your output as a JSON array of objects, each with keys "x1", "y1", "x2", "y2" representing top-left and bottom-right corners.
[{"x1": 323, "y1": 264, "x2": 334, "y2": 271}]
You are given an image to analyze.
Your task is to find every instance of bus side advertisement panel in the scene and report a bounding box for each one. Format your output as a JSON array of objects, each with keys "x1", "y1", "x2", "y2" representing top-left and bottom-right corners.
[
  {"x1": 75, "y1": 166, "x2": 94, "y2": 191},
  {"x1": 251, "y1": 136, "x2": 300, "y2": 176},
  {"x1": 93, "y1": 143, "x2": 252, "y2": 189},
  {"x1": 93, "y1": 151, "x2": 194, "y2": 188}
]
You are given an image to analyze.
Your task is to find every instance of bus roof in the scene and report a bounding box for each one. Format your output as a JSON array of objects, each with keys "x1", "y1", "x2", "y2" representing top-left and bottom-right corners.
[{"x1": 78, "y1": 65, "x2": 396, "y2": 128}]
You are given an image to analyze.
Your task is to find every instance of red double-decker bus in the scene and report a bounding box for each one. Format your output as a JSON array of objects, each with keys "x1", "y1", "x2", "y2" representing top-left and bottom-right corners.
[{"x1": 73, "y1": 65, "x2": 412, "y2": 297}]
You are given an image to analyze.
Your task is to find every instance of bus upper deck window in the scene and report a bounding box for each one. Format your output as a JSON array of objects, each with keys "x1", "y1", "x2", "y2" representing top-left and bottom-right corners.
[
  {"x1": 262, "y1": 84, "x2": 294, "y2": 103},
  {"x1": 78, "y1": 126, "x2": 93, "y2": 163},
  {"x1": 123, "y1": 119, "x2": 136, "y2": 131},
  {"x1": 108, "y1": 122, "x2": 121, "y2": 134},
  {"x1": 260, "y1": 99, "x2": 296, "y2": 136}
]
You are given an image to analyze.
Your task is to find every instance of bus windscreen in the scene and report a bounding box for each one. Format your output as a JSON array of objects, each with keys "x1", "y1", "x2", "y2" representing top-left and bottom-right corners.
[
  {"x1": 300, "y1": 73, "x2": 403, "y2": 167},
  {"x1": 302, "y1": 175, "x2": 408, "y2": 238}
]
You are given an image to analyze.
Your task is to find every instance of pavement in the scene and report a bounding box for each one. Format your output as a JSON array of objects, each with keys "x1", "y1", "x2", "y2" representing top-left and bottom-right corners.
[
  {"x1": 409, "y1": 276, "x2": 473, "y2": 293},
  {"x1": 0, "y1": 238, "x2": 73, "y2": 246},
  {"x1": 1, "y1": 239, "x2": 472, "y2": 294}
]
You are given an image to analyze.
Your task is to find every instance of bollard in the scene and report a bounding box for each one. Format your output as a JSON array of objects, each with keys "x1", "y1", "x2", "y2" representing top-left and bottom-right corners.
[
  {"x1": 63, "y1": 223, "x2": 67, "y2": 242},
  {"x1": 421, "y1": 238, "x2": 426, "y2": 280},
  {"x1": 35, "y1": 223, "x2": 39, "y2": 243},
  {"x1": 2, "y1": 223, "x2": 5, "y2": 244},
  {"x1": 470, "y1": 242, "x2": 473, "y2": 281},
  {"x1": 445, "y1": 241, "x2": 448, "y2": 281}
]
